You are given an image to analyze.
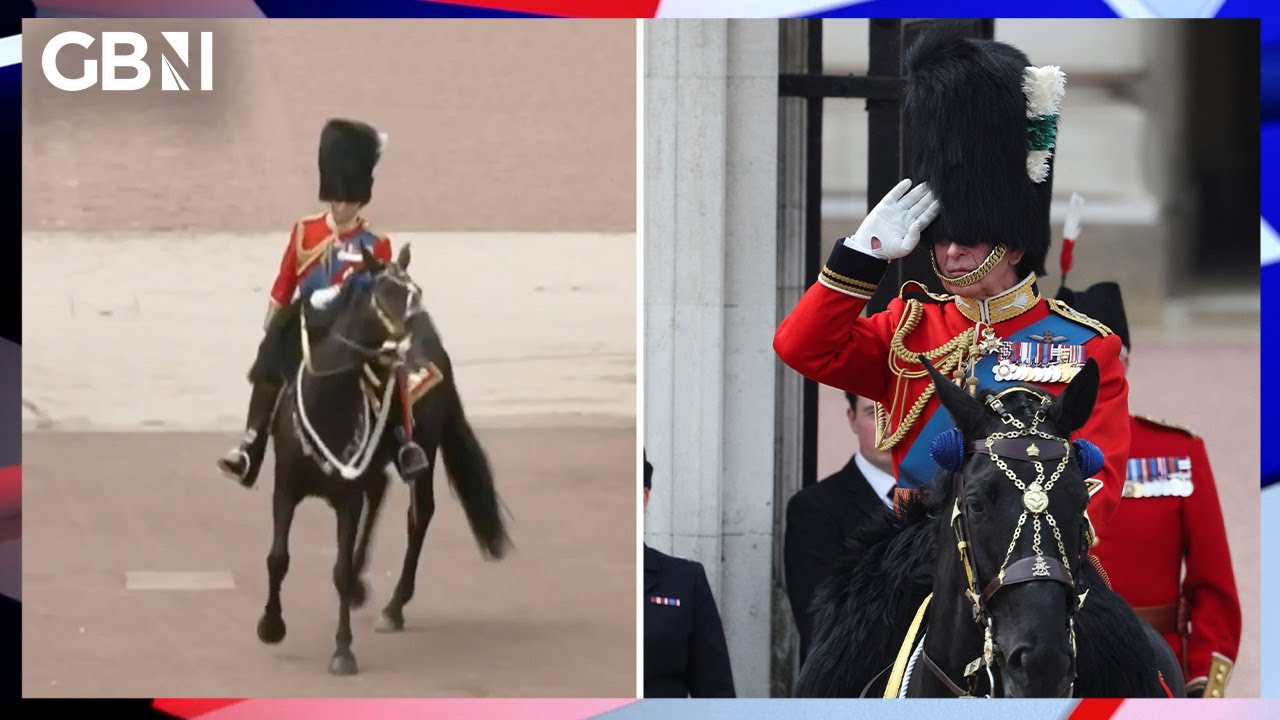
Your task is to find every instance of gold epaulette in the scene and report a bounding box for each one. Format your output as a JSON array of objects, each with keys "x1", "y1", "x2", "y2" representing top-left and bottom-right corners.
[
  {"x1": 898, "y1": 280, "x2": 953, "y2": 304},
  {"x1": 1045, "y1": 297, "x2": 1113, "y2": 337},
  {"x1": 1135, "y1": 414, "x2": 1198, "y2": 438}
]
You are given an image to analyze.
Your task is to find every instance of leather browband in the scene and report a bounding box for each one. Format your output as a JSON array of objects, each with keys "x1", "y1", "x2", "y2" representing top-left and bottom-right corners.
[
  {"x1": 980, "y1": 555, "x2": 1073, "y2": 604},
  {"x1": 967, "y1": 438, "x2": 1068, "y2": 462}
]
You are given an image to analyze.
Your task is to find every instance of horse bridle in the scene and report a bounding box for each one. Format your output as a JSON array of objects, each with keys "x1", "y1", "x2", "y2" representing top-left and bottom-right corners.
[
  {"x1": 921, "y1": 387, "x2": 1097, "y2": 698},
  {"x1": 304, "y1": 266, "x2": 426, "y2": 377},
  {"x1": 369, "y1": 265, "x2": 425, "y2": 341}
]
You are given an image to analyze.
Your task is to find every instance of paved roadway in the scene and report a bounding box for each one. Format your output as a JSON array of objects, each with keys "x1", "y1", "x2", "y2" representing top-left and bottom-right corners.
[{"x1": 23, "y1": 427, "x2": 635, "y2": 698}]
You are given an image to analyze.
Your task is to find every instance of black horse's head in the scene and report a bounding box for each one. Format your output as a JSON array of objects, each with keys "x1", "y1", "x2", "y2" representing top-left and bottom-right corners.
[
  {"x1": 332, "y1": 244, "x2": 428, "y2": 368},
  {"x1": 921, "y1": 356, "x2": 1103, "y2": 698}
]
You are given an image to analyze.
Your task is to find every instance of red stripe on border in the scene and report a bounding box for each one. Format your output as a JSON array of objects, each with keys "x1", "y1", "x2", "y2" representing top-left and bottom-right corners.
[
  {"x1": 153, "y1": 699, "x2": 248, "y2": 718},
  {"x1": 1067, "y1": 698, "x2": 1125, "y2": 720},
  {"x1": 424, "y1": 0, "x2": 661, "y2": 17}
]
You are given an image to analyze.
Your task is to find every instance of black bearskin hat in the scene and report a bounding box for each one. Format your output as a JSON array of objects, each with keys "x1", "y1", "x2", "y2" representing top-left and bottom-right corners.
[
  {"x1": 903, "y1": 24, "x2": 1065, "y2": 278},
  {"x1": 644, "y1": 451, "x2": 653, "y2": 490},
  {"x1": 318, "y1": 118, "x2": 383, "y2": 205},
  {"x1": 1056, "y1": 281, "x2": 1130, "y2": 350}
]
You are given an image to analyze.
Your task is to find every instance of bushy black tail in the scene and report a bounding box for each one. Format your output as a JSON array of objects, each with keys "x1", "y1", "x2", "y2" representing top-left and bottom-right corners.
[{"x1": 440, "y1": 391, "x2": 511, "y2": 560}]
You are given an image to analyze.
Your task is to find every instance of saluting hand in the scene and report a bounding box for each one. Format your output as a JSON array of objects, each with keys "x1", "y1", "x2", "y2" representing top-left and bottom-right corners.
[{"x1": 842, "y1": 178, "x2": 941, "y2": 261}]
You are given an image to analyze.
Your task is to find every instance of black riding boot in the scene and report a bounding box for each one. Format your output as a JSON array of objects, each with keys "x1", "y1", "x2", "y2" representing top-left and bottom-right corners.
[{"x1": 217, "y1": 380, "x2": 282, "y2": 488}]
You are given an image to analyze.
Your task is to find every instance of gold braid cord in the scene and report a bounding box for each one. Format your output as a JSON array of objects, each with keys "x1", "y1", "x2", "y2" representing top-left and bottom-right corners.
[{"x1": 874, "y1": 299, "x2": 977, "y2": 451}]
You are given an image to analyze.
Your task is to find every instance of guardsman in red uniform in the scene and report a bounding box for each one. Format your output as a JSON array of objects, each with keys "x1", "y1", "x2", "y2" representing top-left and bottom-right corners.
[
  {"x1": 772, "y1": 27, "x2": 1131, "y2": 536},
  {"x1": 217, "y1": 118, "x2": 430, "y2": 488},
  {"x1": 1058, "y1": 281, "x2": 1241, "y2": 698}
]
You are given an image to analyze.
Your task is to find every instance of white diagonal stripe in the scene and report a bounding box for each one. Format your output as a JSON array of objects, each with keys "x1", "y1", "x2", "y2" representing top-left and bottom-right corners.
[
  {"x1": 1263, "y1": 217, "x2": 1280, "y2": 266},
  {"x1": 0, "y1": 34, "x2": 20, "y2": 69}
]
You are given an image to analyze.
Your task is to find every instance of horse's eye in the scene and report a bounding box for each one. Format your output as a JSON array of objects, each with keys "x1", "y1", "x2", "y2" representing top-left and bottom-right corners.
[{"x1": 965, "y1": 497, "x2": 985, "y2": 515}]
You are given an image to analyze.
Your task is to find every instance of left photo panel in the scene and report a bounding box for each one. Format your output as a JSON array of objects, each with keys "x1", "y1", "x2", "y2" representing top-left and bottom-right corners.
[{"x1": 20, "y1": 18, "x2": 637, "y2": 698}]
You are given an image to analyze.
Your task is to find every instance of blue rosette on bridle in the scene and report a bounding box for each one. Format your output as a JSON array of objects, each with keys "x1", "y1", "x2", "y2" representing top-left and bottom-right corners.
[
  {"x1": 1072, "y1": 439, "x2": 1104, "y2": 479},
  {"x1": 930, "y1": 428, "x2": 967, "y2": 473}
]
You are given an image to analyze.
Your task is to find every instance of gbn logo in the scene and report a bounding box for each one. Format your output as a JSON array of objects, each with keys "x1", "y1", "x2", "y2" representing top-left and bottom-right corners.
[{"x1": 42, "y1": 31, "x2": 213, "y2": 92}]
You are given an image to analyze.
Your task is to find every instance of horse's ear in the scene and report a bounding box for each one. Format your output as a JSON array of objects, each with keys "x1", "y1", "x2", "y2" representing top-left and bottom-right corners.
[
  {"x1": 396, "y1": 243, "x2": 411, "y2": 270},
  {"x1": 1050, "y1": 357, "x2": 1100, "y2": 435},
  {"x1": 360, "y1": 245, "x2": 379, "y2": 270},
  {"x1": 919, "y1": 354, "x2": 986, "y2": 437}
]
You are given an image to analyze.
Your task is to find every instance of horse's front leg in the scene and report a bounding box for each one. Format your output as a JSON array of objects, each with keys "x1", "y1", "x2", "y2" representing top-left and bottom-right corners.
[
  {"x1": 329, "y1": 491, "x2": 363, "y2": 676},
  {"x1": 257, "y1": 481, "x2": 298, "y2": 644},
  {"x1": 350, "y1": 468, "x2": 390, "y2": 609}
]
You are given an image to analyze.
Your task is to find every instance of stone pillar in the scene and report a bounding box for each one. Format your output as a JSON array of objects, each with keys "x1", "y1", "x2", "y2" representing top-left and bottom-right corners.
[{"x1": 644, "y1": 18, "x2": 780, "y2": 698}]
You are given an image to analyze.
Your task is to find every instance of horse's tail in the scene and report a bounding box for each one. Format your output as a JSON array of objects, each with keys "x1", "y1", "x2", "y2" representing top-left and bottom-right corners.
[{"x1": 440, "y1": 387, "x2": 512, "y2": 560}]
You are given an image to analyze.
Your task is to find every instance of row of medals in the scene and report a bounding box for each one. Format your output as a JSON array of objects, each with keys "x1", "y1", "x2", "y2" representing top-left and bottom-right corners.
[
  {"x1": 994, "y1": 359, "x2": 1082, "y2": 383},
  {"x1": 971, "y1": 326, "x2": 1086, "y2": 384}
]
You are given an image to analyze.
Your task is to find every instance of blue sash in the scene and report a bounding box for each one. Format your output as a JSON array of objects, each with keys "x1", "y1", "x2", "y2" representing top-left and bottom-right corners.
[
  {"x1": 896, "y1": 312, "x2": 1101, "y2": 489},
  {"x1": 298, "y1": 230, "x2": 378, "y2": 296}
]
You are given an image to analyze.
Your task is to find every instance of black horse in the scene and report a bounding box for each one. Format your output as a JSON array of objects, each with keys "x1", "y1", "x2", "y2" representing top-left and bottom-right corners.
[
  {"x1": 254, "y1": 244, "x2": 510, "y2": 675},
  {"x1": 795, "y1": 356, "x2": 1183, "y2": 699}
]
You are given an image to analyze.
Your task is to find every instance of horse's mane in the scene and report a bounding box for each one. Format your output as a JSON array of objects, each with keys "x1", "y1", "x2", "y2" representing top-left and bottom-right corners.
[{"x1": 796, "y1": 485, "x2": 938, "y2": 697}]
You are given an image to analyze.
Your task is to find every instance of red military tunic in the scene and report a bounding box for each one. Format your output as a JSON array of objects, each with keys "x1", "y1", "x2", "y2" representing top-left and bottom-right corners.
[
  {"x1": 1090, "y1": 414, "x2": 1241, "y2": 696},
  {"x1": 266, "y1": 211, "x2": 393, "y2": 321},
  {"x1": 0, "y1": 465, "x2": 17, "y2": 543},
  {"x1": 773, "y1": 241, "x2": 1130, "y2": 535}
]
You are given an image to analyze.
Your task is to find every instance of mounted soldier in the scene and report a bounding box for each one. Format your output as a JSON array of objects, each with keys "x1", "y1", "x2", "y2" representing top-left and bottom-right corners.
[
  {"x1": 217, "y1": 118, "x2": 429, "y2": 488},
  {"x1": 772, "y1": 25, "x2": 1132, "y2": 538}
]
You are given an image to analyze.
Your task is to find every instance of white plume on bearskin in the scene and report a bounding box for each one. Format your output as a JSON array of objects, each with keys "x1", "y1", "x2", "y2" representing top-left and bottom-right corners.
[
  {"x1": 1022, "y1": 65, "x2": 1067, "y2": 184},
  {"x1": 1023, "y1": 65, "x2": 1066, "y2": 117}
]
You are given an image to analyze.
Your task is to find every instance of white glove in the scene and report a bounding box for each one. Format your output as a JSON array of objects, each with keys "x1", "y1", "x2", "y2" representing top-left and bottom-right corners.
[
  {"x1": 309, "y1": 285, "x2": 342, "y2": 310},
  {"x1": 842, "y1": 178, "x2": 941, "y2": 260}
]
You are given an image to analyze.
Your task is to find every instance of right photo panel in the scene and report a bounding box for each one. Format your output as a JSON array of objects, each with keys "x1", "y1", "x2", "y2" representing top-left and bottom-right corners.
[{"x1": 642, "y1": 18, "x2": 1259, "y2": 700}]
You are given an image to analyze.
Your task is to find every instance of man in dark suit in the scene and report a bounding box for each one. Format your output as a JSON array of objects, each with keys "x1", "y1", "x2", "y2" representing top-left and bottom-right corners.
[
  {"x1": 784, "y1": 392, "x2": 897, "y2": 661},
  {"x1": 642, "y1": 454, "x2": 736, "y2": 698}
]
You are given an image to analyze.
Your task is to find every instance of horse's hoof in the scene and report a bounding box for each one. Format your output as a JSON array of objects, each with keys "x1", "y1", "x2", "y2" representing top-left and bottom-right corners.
[
  {"x1": 375, "y1": 608, "x2": 405, "y2": 633},
  {"x1": 257, "y1": 614, "x2": 286, "y2": 644},
  {"x1": 350, "y1": 580, "x2": 368, "y2": 609},
  {"x1": 328, "y1": 652, "x2": 358, "y2": 676}
]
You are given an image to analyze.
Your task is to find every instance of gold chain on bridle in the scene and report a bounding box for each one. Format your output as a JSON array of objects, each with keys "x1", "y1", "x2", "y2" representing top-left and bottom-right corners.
[
  {"x1": 984, "y1": 398, "x2": 1076, "y2": 590},
  {"x1": 944, "y1": 388, "x2": 1089, "y2": 697}
]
